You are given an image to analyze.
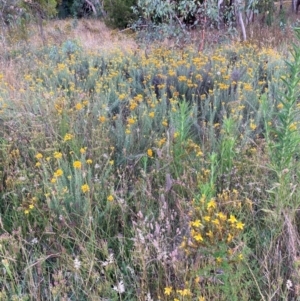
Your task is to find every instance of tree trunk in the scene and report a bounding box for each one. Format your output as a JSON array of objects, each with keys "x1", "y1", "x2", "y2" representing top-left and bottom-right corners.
[
  {"x1": 292, "y1": 0, "x2": 298, "y2": 12},
  {"x1": 37, "y1": 13, "x2": 45, "y2": 46},
  {"x1": 218, "y1": 0, "x2": 224, "y2": 30},
  {"x1": 245, "y1": 9, "x2": 253, "y2": 26},
  {"x1": 238, "y1": 10, "x2": 246, "y2": 41},
  {"x1": 234, "y1": 0, "x2": 247, "y2": 41},
  {"x1": 297, "y1": 0, "x2": 300, "y2": 13},
  {"x1": 85, "y1": 0, "x2": 97, "y2": 15}
]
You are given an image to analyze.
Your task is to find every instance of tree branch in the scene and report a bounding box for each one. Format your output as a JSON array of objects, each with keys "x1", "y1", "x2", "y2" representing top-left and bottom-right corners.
[{"x1": 85, "y1": 0, "x2": 97, "y2": 15}]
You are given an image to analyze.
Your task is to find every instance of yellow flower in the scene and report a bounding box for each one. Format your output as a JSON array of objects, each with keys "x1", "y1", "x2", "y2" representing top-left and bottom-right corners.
[
  {"x1": 51, "y1": 178, "x2": 56, "y2": 184},
  {"x1": 243, "y1": 83, "x2": 252, "y2": 91},
  {"x1": 99, "y1": 116, "x2": 106, "y2": 123},
  {"x1": 75, "y1": 103, "x2": 83, "y2": 110},
  {"x1": 53, "y1": 151, "x2": 62, "y2": 159},
  {"x1": 250, "y1": 121, "x2": 257, "y2": 131},
  {"x1": 73, "y1": 161, "x2": 82, "y2": 169},
  {"x1": 227, "y1": 233, "x2": 234, "y2": 243},
  {"x1": 81, "y1": 184, "x2": 90, "y2": 193},
  {"x1": 228, "y1": 214, "x2": 237, "y2": 224},
  {"x1": 29, "y1": 204, "x2": 34, "y2": 209},
  {"x1": 127, "y1": 117, "x2": 135, "y2": 125},
  {"x1": 168, "y1": 70, "x2": 176, "y2": 77},
  {"x1": 212, "y1": 218, "x2": 220, "y2": 226},
  {"x1": 86, "y1": 159, "x2": 93, "y2": 164},
  {"x1": 35, "y1": 162, "x2": 41, "y2": 167},
  {"x1": 203, "y1": 215, "x2": 210, "y2": 222},
  {"x1": 80, "y1": 148, "x2": 86, "y2": 154},
  {"x1": 217, "y1": 212, "x2": 227, "y2": 221},
  {"x1": 289, "y1": 122, "x2": 297, "y2": 131},
  {"x1": 191, "y1": 220, "x2": 202, "y2": 227},
  {"x1": 178, "y1": 288, "x2": 191, "y2": 296},
  {"x1": 129, "y1": 102, "x2": 138, "y2": 110},
  {"x1": 119, "y1": 93, "x2": 126, "y2": 100},
  {"x1": 107, "y1": 195, "x2": 114, "y2": 202},
  {"x1": 162, "y1": 120, "x2": 168, "y2": 127},
  {"x1": 196, "y1": 150, "x2": 203, "y2": 157},
  {"x1": 216, "y1": 257, "x2": 222, "y2": 264},
  {"x1": 178, "y1": 75, "x2": 187, "y2": 82},
  {"x1": 24, "y1": 209, "x2": 30, "y2": 214},
  {"x1": 277, "y1": 103, "x2": 284, "y2": 109},
  {"x1": 35, "y1": 153, "x2": 43, "y2": 159},
  {"x1": 134, "y1": 94, "x2": 143, "y2": 102},
  {"x1": 206, "y1": 230, "x2": 213, "y2": 238},
  {"x1": 238, "y1": 253, "x2": 244, "y2": 261},
  {"x1": 64, "y1": 133, "x2": 73, "y2": 141},
  {"x1": 149, "y1": 111, "x2": 155, "y2": 118},
  {"x1": 147, "y1": 149, "x2": 153, "y2": 157},
  {"x1": 236, "y1": 221, "x2": 245, "y2": 230},
  {"x1": 157, "y1": 137, "x2": 166, "y2": 147},
  {"x1": 125, "y1": 129, "x2": 131, "y2": 134},
  {"x1": 207, "y1": 199, "x2": 216, "y2": 210},
  {"x1": 164, "y1": 286, "x2": 172, "y2": 296},
  {"x1": 109, "y1": 160, "x2": 114, "y2": 165},
  {"x1": 54, "y1": 169, "x2": 63, "y2": 178},
  {"x1": 194, "y1": 233, "x2": 204, "y2": 242}
]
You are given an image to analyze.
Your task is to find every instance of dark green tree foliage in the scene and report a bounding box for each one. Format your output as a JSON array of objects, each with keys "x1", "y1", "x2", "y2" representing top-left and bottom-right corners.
[
  {"x1": 103, "y1": 0, "x2": 137, "y2": 28},
  {"x1": 57, "y1": 0, "x2": 101, "y2": 18},
  {"x1": 57, "y1": 0, "x2": 86, "y2": 18},
  {"x1": 57, "y1": 0, "x2": 73, "y2": 17}
]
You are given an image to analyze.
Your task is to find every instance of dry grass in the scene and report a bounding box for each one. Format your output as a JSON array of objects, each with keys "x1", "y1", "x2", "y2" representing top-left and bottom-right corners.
[
  {"x1": 35, "y1": 19, "x2": 136, "y2": 51},
  {"x1": 0, "y1": 19, "x2": 138, "y2": 89},
  {"x1": 41, "y1": 19, "x2": 138, "y2": 52}
]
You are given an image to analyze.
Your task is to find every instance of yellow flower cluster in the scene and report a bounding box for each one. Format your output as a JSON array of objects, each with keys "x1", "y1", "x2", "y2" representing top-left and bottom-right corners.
[
  {"x1": 181, "y1": 190, "x2": 248, "y2": 267},
  {"x1": 51, "y1": 168, "x2": 64, "y2": 183},
  {"x1": 164, "y1": 286, "x2": 192, "y2": 298},
  {"x1": 24, "y1": 197, "x2": 37, "y2": 215}
]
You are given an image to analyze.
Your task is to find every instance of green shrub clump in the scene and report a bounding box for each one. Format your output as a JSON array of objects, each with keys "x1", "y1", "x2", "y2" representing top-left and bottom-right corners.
[{"x1": 103, "y1": 0, "x2": 137, "y2": 28}]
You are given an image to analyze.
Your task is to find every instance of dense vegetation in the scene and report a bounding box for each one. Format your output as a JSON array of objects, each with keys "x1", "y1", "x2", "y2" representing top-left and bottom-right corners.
[
  {"x1": 0, "y1": 0, "x2": 293, "y2": 30},
  {"x1": 1, "y1": 0, "x2": 300, "y2": 300}
]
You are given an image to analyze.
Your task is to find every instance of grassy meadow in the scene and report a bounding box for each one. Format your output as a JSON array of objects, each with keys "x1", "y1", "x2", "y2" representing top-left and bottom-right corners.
[{"x1": 1, "y1": 19, "x2": 300, "y2": 300}]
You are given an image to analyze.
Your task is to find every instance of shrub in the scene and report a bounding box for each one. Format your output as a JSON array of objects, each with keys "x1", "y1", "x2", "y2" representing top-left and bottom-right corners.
[
  {"x1": 103, "y1": 0, "x2": 137, "y2": 28},
  {"x1": 57, "y1": 0, "x2": 104, "y2": 18}
]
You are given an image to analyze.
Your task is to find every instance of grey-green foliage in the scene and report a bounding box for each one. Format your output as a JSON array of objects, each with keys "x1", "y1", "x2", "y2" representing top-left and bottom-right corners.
[
  {"x1": 132, "y1": 0, "x2": 176, "y2": 23},
  {"x1": 132, "y1": 0, "x2": 220, "y2": 25},
  {"x1": 62, "y1": 39, "x2": 82, "y2": 55},
  {"x1": 131, "y1": 0, "x2": 219, "y2": 43}
]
